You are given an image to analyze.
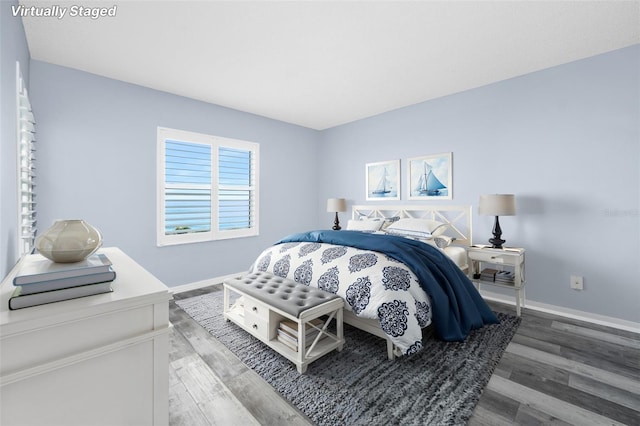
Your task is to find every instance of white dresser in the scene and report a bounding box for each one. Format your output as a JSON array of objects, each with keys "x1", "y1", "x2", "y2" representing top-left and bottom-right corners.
[{"x1": 0, "y1": 247, "x2": 172, "y2": 426}]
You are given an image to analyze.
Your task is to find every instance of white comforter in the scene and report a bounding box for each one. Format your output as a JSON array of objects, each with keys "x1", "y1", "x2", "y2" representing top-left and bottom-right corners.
[{"x1": 250, "y1": 241, "x2": 432, "y2": 355}]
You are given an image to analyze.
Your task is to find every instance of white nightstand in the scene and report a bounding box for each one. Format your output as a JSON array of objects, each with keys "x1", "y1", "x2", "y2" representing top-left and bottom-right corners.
[{"x1": 466, "y1": 246, "x2": 526, "y2": 316}]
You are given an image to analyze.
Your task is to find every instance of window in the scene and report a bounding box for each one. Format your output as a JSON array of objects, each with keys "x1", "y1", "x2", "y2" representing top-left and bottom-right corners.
[
  {"x1": 17, "y1": 61, "x2": 36, "y2": 256},
  {"x1": 157, "y1": 127, "x2": 259, "y2": 246}
]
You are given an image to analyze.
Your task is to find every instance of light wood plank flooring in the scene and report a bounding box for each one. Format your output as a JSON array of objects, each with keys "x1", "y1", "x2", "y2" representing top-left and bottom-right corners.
[{"x1": 169, "y1": 285, "x2": 640, "y2": 425}]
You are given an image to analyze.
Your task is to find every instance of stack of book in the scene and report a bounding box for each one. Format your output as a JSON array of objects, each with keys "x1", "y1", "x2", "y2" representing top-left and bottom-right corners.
[
  {"x1": 480, "y1": 268, "x2": 498, "y2": 282},
  {"x1": 276, "y1": 318, "x2": 326, "y2": 352},
  {"x1": 9, "y1": 253, "x2": 116, "y2": 310},
  {"x1": 495, "y1": 270, "x2": 515, "y2": 284}
]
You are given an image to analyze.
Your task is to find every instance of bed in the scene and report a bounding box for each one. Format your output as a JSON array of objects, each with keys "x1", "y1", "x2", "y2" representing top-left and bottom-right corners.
[{"x1": 249, "y1": 205, "x2": 498, "y2": 359}]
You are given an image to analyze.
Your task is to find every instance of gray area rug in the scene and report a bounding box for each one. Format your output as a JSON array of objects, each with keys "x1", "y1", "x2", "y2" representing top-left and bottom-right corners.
[{"x1": 176, "y1": 289, "x2": 520, "y2": 426}]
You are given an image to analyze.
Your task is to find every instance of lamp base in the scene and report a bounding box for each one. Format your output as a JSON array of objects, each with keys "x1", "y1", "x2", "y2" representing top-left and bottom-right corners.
[
  {"x1": 332, "y1": 212, "x2": 342, "y2": 231},
  {"x1": 488, "y1": 237, "x2": 505, "y2": 249},
  {"x1": 489, "y1": 215, "x2": 505, "y2": 249}
]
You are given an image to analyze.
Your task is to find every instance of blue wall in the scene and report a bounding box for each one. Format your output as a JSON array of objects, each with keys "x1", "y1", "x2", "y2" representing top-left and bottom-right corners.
[
  {"x1": 318, "y1": 45, "x2": 640, "y2": 323},
  {"x1": 28, "y1": 61, "x2": 320, "y2": 286},
  {"x1": 0, "y1": 1, "x2": 31, "y2": 279}
]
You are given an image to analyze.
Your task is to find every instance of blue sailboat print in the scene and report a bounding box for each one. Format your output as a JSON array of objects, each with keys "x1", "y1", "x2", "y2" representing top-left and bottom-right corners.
[
  {"x1": 416, "y1": 161, "x2": 446, "y2": 195},
  {"x1": 372, "y1": 167, "x2": 392, "y2": 195}
]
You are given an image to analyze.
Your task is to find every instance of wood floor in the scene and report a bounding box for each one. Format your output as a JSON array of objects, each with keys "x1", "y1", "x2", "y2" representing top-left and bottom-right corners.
[{"x1": 169, "y1": 285, "x2": 640, "y2": 425}]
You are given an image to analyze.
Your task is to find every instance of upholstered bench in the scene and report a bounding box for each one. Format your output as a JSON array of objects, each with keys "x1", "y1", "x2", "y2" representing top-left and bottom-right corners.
[{"x1": 223, "y1": 271, "x2": 344, "y2": 373}]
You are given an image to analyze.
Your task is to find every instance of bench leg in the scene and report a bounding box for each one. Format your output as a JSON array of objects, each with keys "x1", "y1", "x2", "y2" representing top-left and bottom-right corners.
[{"x1": 223, "y1": 285, "x2": 229, "y2": 322}]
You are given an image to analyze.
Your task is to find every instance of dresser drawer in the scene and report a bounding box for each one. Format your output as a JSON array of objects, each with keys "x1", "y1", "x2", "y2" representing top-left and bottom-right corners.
[{"x1": 1, "y1": 303, "x2": 158, "y2": 376}]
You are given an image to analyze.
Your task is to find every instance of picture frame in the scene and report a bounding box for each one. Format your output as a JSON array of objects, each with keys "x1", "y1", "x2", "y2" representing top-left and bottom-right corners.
[
  {"x1": 408, "y1": 152, "x2": 452, "y2": 200},
  {"x1": 366, "y1": 160, "x2": 400, "y2": 201}
]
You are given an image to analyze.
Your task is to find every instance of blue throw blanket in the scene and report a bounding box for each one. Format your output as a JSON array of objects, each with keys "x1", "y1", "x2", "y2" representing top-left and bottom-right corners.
[{"x1": 277, "y1": 230, "x2": 499, "y2": 341}]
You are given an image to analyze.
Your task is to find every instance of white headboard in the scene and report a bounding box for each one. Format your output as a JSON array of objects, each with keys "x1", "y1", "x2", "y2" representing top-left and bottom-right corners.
[{"x1": 351, "y1": 204, "x2": 473, "y2": 246}]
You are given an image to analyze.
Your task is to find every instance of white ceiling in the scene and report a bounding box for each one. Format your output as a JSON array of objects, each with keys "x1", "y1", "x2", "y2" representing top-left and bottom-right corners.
[{"x1": 20, "y1": 1, "x2": 640, "y2": 130}]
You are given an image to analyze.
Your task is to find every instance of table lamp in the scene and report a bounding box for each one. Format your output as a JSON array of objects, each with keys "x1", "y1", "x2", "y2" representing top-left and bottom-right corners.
[
  {"x1": 478, "y1": 194, "x2": 516, "y2": 249},
  {"x1": 327, "y1": 198, "x2": 347, "y2": 230}
]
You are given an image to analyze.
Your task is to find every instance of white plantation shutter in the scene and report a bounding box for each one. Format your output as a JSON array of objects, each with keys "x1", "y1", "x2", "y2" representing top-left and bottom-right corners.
[
  {"x1": 157, "y1": 128, "x2": 259, "y2": 246},
  {"x1": 164, "y1": 140, "x2": 212, "y2": 235},
  {"x1": 218, "y1": 146, "x2": 257, "y2": 232},
  {"x1": 17, "y1": 62, "x2": 36, "y2": 256}
]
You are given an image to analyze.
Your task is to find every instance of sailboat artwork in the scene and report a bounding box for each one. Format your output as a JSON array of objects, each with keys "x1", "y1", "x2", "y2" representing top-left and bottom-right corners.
[
  {"x1": 409, "y1": 153, "x2": 452, "y2": 200},
  {"x1": 416, "y1": 162, "x2": 446, "y2": 196},
  {"x1": 366, "y1": 160, "x2": 400, "y2": 200},
  {"x1": 372, "y1": 167, "x2": 392, "y2": 195}
]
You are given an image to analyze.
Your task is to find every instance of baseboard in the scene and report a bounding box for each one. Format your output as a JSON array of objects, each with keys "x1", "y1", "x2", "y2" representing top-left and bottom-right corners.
[
  {"x1": 480, "y1": 290, "x2": 640, "y2": 334},
  {"x1": 170, "y1": 271, "x2": 246, "y2": 294}
]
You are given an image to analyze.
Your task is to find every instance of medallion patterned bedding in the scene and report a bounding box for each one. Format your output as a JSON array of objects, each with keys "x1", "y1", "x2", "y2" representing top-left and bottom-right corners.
[{"x1": 250, "y1": 230, "x2": 498, "y2": 356}]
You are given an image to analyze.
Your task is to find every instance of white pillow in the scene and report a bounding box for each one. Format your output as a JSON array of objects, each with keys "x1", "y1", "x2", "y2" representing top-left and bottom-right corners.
[
  {"x1": 385, "y1": 218, "x2": 449, "y2": 239},
  {"x1": 346, "y1": 219, "x2": 383, "y2": 232}
]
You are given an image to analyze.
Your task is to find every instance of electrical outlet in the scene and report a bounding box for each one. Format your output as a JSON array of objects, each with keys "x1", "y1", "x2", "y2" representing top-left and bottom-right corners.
[{"x1": 570, "y1": 275, "x2": 584, "y2": 290}]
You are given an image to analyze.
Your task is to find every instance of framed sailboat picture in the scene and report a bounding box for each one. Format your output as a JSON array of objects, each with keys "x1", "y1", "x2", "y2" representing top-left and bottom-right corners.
[
  {"x1": 408, "y1": 153, "x2": 452, "y2": 200},
  {"x1": 366, "y1": 160, "x2": 400, "y2": 201}
]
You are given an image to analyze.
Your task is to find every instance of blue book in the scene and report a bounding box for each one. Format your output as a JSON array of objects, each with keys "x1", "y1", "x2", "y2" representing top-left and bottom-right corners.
[
  {"x1": 13, "y1": 253, "x2": 112, "y2": 285},
  {"x1": 9, "y1": 281, "x2": 113, "y2": 310},
  {"x1": 16, "y1": 268, "x2": 116, "y2": 295}
]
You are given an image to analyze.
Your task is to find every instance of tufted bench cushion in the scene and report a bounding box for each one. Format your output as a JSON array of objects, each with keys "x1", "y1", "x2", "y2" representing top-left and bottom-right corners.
[{"x1": 224, "y1": 271, "x2": 341, "y2": 318}]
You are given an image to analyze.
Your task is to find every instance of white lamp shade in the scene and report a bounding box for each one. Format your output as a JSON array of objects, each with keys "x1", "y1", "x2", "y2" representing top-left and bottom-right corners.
[
  {"x1": 479, "y1": 194, "x2": 516, "y2": 216},
  {"x1": 327, "y1": 198, "x2": 347, "y2": 213}
]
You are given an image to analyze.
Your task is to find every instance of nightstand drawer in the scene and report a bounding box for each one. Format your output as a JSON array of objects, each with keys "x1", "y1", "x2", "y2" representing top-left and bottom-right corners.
[{"x1": 468, "y1": 250, "x2": 510, "y2": 263}]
